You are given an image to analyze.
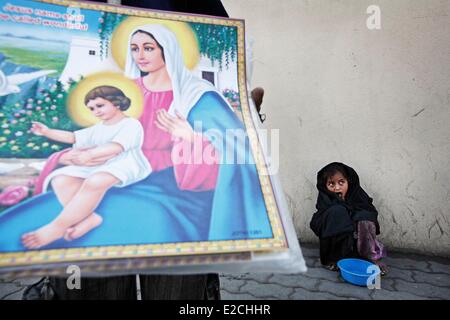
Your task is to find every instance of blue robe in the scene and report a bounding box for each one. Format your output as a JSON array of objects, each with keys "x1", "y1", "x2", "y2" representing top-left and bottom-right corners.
[{"x1": 0, "y1": 92, "x2": 273, "y2": 252}]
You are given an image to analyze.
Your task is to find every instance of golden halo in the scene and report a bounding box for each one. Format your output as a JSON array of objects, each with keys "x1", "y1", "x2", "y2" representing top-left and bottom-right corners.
[
  {"x1": 67, "y1": 72, "x2": 143, "y2": 127},
  {"x1": 111, "y1": 17, "x2": 200, "y2": 71}
]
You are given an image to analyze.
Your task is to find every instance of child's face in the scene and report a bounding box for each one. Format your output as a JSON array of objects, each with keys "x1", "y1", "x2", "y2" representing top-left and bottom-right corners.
[
  {"x1": 86, "y1": 97, "x2": 121, "y2": 121},
  {"x1": 326, "y1": 172, "x2": 348, "y2": 200}
]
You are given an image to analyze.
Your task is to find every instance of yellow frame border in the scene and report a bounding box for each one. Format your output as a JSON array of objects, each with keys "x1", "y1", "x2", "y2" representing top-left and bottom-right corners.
[{"x1": 0, "y1": 0, "x2": 288, "y2": 268}]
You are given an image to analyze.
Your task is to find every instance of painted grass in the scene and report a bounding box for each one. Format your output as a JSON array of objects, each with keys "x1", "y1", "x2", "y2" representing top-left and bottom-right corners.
[{"x1": 0, "y1": 47, "x2": 67, "y2": 75}]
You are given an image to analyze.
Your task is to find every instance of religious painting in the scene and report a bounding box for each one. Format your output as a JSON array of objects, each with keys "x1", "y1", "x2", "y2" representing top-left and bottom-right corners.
[{"x1": 0, "y1": 0, "x2": 290, "y2": 274}]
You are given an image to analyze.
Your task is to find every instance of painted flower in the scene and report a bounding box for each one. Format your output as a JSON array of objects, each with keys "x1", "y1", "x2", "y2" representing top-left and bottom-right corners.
[
  {"x1": 37, "y1": 100, "x2": 42, "y2": 104},
  {"x1": 50, "y1": 105, "x2": 57, "y2": 110},
  {"x1": 98, "y1": 18, "x2": 104, "y2": 23},
  {"x1": 3, "y1": 130, "x2": 11, "y2": 134},
  {"x1": 1, "y1": 124, "x2": 8, "y2": 129},
  {"x1": 11, "y1": 120, "x2": 17, "y2": 124},
  {"x1": 0, "y1": 185, "x2": 30, "y2": 206},
  {"x1": 52, "y1": 117, "x2": 59, "y2": 122},
  {"x1": 27, "y1": 142, "x2": 35, "y2": 147},
  {"x1": 45, "y1": 97, "x2": 51, "y2": 102},
  {"x1": 51, "y1": 144, "x2": 60, "y2": 150},
  {"x1": 26, "y1": 111, "x2": 32, "y2": 116},
  {"x1": 15, "y1": 131, "x2": 23, "y2": 137},
  {"x1": 27, "y1": 98, "x2": 33, "y2": 103},
  {"x1": 0, "y1": 137, "x2": 6, "y2": 142},
  {"x1": 57, "y1": 94, "x2": 63, "y2": 99},
  {"x1": 36, "y1": 106, "x2": 42, "y2": 111},
  {"x1": 14, "y1": 113, "x2": 20, "y2": 118},
  {"x1": 33, "y1": 146, "x2": 40, "y2": 150},
  {"x1": 42, "y1": 142, "x2": 49, "y2": 147},
  {"x1": 11, "y1": 145, "x2": 19, "y2": 151},
  {"x1": 9, "y1": 140, "x2": 15, "y2": 144}
]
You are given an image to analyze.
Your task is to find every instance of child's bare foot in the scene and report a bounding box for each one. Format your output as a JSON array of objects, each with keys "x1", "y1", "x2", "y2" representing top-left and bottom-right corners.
[
  {"x1": 325, "y1": 263, "x2": 339, "y2": 272},
  {"x1": 22, "y1": 223, "x2": 66, "y2": 249},
  {"x1": 64, "y1": 213, "x2": 103, "y2": 241},
  {"x1": 374, "y1": 261, "x2": 388, "y2": 276}
]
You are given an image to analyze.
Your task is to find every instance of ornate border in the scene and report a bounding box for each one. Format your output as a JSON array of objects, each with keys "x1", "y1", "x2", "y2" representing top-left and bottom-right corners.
[{"x1": 0, "y1": 0, "x2": 287, "y2": 269}]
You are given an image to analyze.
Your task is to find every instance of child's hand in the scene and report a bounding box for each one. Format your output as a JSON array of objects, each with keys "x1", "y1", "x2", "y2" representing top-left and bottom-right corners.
[{"x1": 30, "y1": 121, "x2": 49, "y2": 136}]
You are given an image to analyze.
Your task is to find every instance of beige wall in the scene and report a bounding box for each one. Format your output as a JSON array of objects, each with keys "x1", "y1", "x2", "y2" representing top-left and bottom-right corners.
[{"x1": 222, "y1": 0, "x2": 450, "y2": 256}]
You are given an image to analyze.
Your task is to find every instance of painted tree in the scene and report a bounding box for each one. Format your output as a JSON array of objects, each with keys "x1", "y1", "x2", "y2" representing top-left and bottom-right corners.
[
  {"x1": 98, "y1": 12, "x2": 126, "y2": 59},
  {"x1": 189, "y1": 23, "x2": 237, "y2": 70}
]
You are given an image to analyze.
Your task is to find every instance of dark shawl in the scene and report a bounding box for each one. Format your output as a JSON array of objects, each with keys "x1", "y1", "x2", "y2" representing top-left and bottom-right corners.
[{"x1": 310, "y1": 162, "x2": 380, "y2": 239}]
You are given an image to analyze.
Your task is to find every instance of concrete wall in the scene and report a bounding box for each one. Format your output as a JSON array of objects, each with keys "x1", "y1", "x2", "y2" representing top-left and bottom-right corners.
[{"x1": 222, "y1": 0, "x2": 450, "y2": 256}]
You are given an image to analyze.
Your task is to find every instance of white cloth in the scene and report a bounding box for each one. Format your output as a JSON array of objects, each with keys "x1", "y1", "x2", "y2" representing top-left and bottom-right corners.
[
  {"x1": 43, "y1": 117, "x2": 152, "y2": 191},
  {"x1": 124, "y1": 24, "x2": 233, "y2": 119}
]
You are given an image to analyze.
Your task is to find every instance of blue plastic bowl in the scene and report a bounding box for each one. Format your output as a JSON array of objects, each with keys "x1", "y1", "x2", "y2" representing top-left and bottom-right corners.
[{"x1": 337, "y1": 258, "x2": 380, "y2": 286}]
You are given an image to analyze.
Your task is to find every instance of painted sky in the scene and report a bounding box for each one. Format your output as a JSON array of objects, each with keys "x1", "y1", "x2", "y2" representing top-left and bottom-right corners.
[{"x1": 0, "y1": 0, "x2": 103, "y2": 42}]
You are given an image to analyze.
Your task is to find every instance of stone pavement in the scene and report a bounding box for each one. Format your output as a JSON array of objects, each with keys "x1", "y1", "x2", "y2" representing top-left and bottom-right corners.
[
  {"x1": 220, "y1": 244, "x2": 450, "y2": 300},
  {"x1": 1, "y1": 243, "x2": 449, "y2": 300}
]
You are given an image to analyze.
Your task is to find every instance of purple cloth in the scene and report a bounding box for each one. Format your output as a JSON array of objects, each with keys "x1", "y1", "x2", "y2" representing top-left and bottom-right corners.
[{"x1": 357, "y1": 221, "x2": 386, "y2": 261}]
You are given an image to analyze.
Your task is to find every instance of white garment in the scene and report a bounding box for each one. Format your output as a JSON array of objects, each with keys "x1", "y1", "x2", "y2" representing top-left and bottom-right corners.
[
  {"x1": 124, "y1": 24, "x2": 233, "y2": 119},
  {"x1": 43, "y1": 117, "x2": 152, "y2": 191}
]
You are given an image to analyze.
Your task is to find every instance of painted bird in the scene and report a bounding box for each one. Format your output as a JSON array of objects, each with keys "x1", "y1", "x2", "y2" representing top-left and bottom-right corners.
[{"x1": 0, "y1": 69, "x2": 56, "y2": 96}]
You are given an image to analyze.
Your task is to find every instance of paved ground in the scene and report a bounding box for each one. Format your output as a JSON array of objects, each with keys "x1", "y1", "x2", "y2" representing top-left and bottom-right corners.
[
  {"x1": 220, "y1": 244, "x2": 450, "y2": 300},
  {"x1": 1, "y1": 243, "x2": 449, "y2": 300}
]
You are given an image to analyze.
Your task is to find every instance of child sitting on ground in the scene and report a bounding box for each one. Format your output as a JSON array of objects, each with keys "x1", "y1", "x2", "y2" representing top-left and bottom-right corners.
[{"x1": 310, "y1": 162, "x2": 388, "y2": 275}]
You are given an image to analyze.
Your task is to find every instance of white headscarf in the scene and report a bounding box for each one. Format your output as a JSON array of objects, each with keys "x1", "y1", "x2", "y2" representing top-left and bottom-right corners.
[{"x1": 124, "y1": 24, "x2": 232, "y2": 118}]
